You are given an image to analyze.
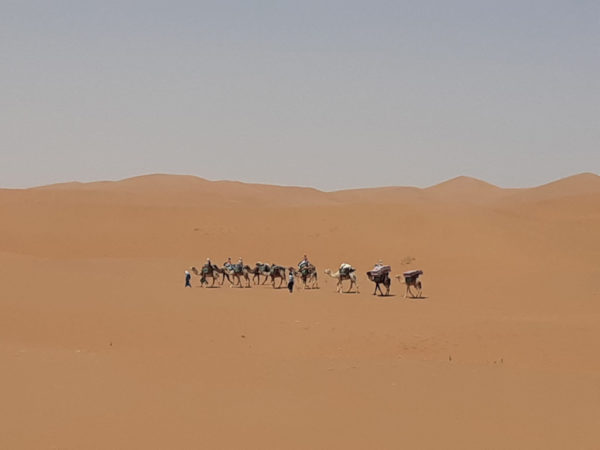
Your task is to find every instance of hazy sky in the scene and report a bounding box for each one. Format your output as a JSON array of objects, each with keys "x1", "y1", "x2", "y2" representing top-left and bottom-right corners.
[{"x1": 2, "y1": 1, "x2": 599, "y2": 190}]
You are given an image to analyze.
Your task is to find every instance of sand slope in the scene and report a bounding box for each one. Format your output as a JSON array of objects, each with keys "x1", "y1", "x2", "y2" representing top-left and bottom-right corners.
[{"x1": 1, "y1": 173, "x2": 599, "y2": 449}]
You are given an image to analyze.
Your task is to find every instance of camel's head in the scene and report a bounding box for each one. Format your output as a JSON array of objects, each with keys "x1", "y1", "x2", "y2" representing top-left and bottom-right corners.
[
  {"x1": 191, "y1": 266, "x2": 198, "y2": 275},
  {"x1": 324, "y1": 269, "x2": 331, "y2": 275}
]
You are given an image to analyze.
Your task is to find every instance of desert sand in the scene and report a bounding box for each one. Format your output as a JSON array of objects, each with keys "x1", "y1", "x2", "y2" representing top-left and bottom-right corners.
[{"x1": 1, "y1": 173, "x2": 599, "y2": 449}]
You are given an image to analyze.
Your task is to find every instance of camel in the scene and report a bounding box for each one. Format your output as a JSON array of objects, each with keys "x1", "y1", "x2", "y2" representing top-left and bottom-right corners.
[
  {"x1": 267, "y1": 265, "x2": 287, "y2": 288},
  {"x1": 295, "y1": 264, "x2": 319, "y2": 289},
  {"x1": 324, "y1": 266, "x2": 359, "y2": 293},
  {"x1": 396, "y1": 271, "x2": 423, "y2": 298},
  {"x1": 366, "y1": 270, "x2": 391, "y2": 296},
  {"x1": 250, "y1": 263, "x2": 271, "y2": 285},
  {"x1": 191, "y1": 264, "x2": 229, "y2": 287},
  {"x1": 224, "y1": 264, "x2": 252, "y2": 288}
]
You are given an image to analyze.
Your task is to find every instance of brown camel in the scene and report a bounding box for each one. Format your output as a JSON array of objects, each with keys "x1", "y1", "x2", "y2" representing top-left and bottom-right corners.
[
  {"x1": 224, "y1": 264, "x2": 252, "y2": 288},
  {"x1": 295, "y1": 264, "x2": 319, "y2": 289},
  {"x1": 191, "y1": 265, "x2": 223, "y2": 287},
  {"x1": 267, "y1": 265, "x2": 287, "y2": 288},
  {"x1": 324, "y1": 266, "x2": 359, "y2": 293},
  {"x1": 366, "y1": 270, "x2": 391, "y2": 296},
  {"x1": 396, "y1": 270, "x2": 423, "y2": 298},
  {"x1": 250, "y1": 263, "x2": 271, "y2": 285}
]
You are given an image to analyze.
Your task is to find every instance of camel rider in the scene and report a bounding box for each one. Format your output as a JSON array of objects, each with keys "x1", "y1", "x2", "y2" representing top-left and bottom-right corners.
[
  {"x1": 224, "y1": 257, "x2": 233, "y2": 271},
  {"x1": 203, "y1": 258, "x2": 212, "y2": 274},
  {"x1": 298, "y1": 255, "x2": 310, "y2": 270},
  {"x1": 236, "y1": 257, "x2": 244, "y2": 274}
]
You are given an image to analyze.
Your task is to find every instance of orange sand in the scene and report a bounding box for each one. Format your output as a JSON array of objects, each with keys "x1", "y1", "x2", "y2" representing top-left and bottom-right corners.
[{"x1": 1, "y1": 173, "x2": 599, "y2": 449}]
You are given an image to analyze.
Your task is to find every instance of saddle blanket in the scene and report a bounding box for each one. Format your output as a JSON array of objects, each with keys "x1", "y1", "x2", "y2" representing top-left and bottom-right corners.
[
  {"x1": 340, "y1": 263, "x2": 353, "y2": 273},
  {"x1": 403, "y1": 270, "x2": 423, "y2": 277},
  {"x1": 370, "y1": 265, "x2": 391, "y2": 276}
]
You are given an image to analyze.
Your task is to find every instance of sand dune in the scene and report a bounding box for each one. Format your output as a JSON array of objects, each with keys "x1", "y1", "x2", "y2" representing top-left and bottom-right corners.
[{"x1": 1, "y1": 173, "x2": 599, "y2": 449}]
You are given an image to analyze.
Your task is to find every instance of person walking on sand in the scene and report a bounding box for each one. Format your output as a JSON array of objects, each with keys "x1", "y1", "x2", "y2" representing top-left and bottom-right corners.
[
  {"x1": 287, "y1": 268, "x2": 295, "y2": 293},
  {"x1": 185, "y1": 270, "x2": 192, "y2": 287}
]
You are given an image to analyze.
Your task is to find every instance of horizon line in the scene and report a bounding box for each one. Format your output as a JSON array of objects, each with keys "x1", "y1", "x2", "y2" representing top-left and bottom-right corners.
[{"x1": 2, "y1": 171, "x2": 599, "y2": 193}]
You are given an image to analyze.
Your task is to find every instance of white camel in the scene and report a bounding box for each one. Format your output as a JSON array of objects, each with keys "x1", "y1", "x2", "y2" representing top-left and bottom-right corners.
[{"x1": 324, "y1": 264, "x2": 359, "y2": 293}]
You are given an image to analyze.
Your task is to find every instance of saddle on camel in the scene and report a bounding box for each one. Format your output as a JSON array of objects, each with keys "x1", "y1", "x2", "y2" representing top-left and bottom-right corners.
[
  {"x1": 339, "y1": 263, "x2": 355, "y2": 277},
  {"x1": 401, "y1": 269, "x2": 423, "y2": 298}
]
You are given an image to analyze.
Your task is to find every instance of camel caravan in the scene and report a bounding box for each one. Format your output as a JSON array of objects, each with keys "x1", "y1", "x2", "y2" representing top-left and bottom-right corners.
[{"x1": 189, "y1": 255, "x2": 424, "y2": 298}]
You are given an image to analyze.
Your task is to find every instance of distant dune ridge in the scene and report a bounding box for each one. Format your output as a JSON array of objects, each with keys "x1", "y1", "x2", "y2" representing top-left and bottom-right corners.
[
  {"x1": 12, "y1": 171, "x2": 600, "y2": 205},
  {"x1": 1, "y1": 171, "x2": 599, "y2": 449}
]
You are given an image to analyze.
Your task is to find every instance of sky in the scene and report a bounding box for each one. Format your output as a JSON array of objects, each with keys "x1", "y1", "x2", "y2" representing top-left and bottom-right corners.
[{"x1": 1, "y1": 0, "x2": 599, "y2": 190}]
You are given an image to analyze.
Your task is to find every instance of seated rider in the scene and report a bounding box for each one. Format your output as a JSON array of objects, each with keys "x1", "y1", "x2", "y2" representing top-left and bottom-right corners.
[
  {"x1": 224, "y1": 257, "x2": 233, "y2": 271},
  {"x1": 236, "y1": 257, "x2": 244, "y2": 273},
  {"x1": 203, "y1": 257, "x2": 212, "y2": 274},
  {"x1": 298, "y1": 254, "x2": 310, "y2": 270}
]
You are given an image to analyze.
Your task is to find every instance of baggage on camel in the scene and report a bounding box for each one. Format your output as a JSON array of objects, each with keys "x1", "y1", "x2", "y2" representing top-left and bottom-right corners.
[
  {"x1": 369, "y1": 265, "x2": 391, "y2": 277},
  {"x1": 339, "y1": 263, "x2": 355, "y2": 276}
]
